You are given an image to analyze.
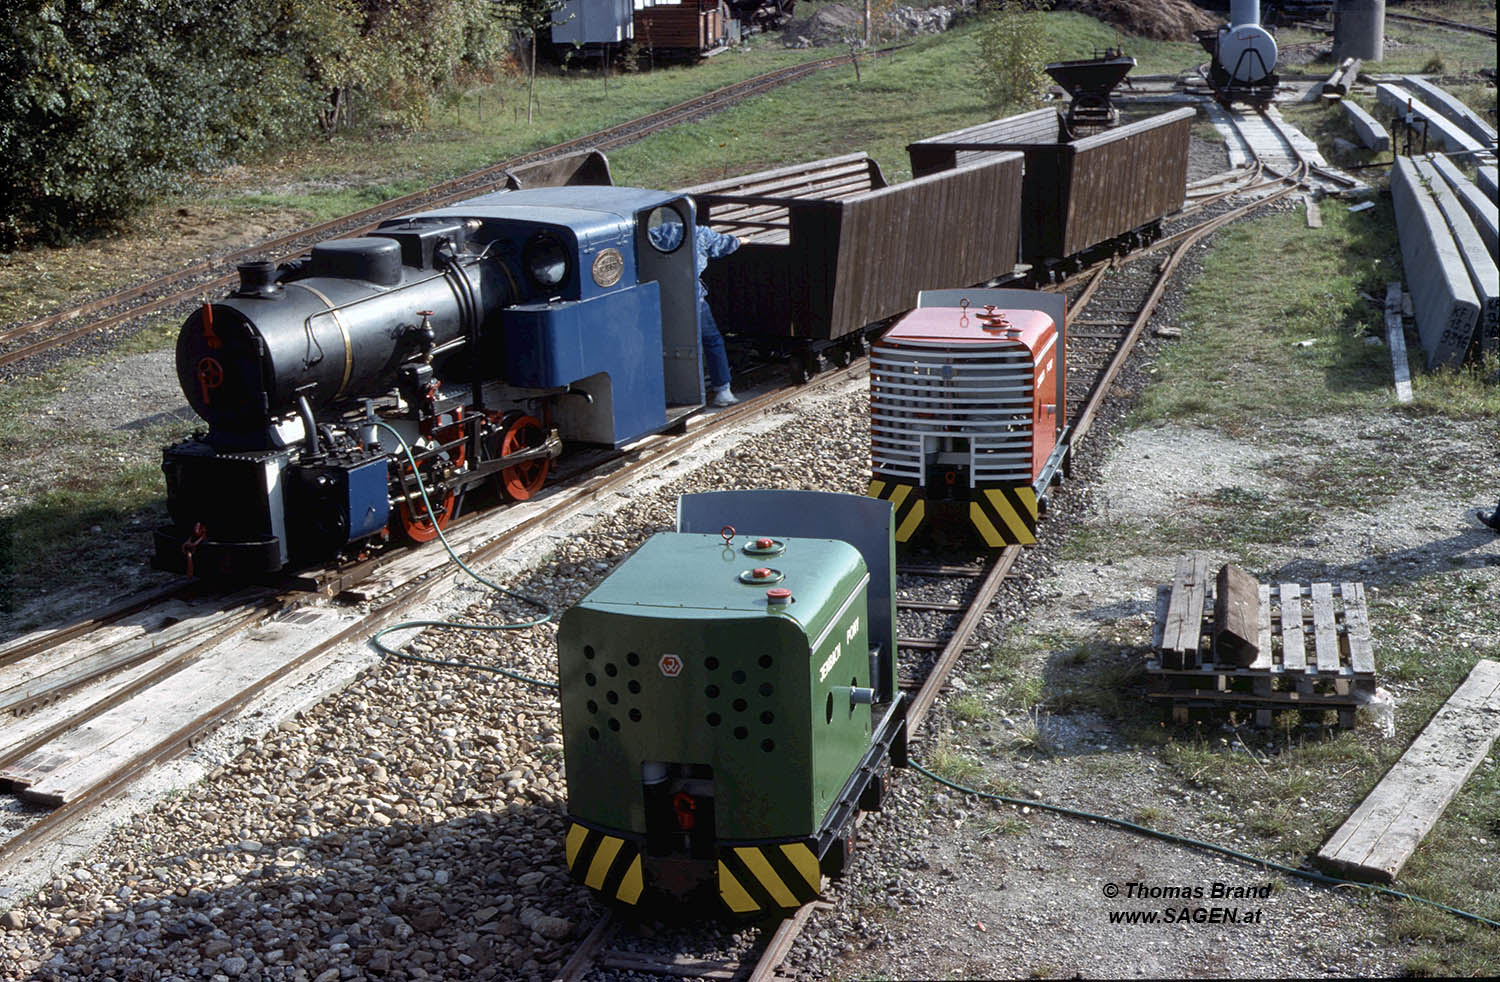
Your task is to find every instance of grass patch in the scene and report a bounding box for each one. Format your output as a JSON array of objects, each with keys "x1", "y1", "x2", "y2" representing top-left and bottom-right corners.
[
  {"x1": 1130, "y1": 204, "x2": 1412, "y2": 431},
  {"x1": 949, "y1": 693, "x2": 990, "y2": 723},
  {"x1": 925, "y1": 736, "x2": 986, "y2": 788}
]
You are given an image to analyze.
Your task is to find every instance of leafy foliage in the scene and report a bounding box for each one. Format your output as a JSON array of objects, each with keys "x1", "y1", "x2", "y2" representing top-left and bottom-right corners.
[
  {"x1": 0, "y1": 0, "x2": 511, "y2": 248},
  {"x1": 972, "y1": 1, "x2": 1056, "y2": 113}
]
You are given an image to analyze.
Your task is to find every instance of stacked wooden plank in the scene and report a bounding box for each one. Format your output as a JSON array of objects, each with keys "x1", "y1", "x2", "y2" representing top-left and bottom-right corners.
[
  {"x1": 1317, "y1": 660, "x2": 1500, "y2": 883},
  {"x1": 1149, "y1": 558, "x2": 1376, "y2": 729},
  {"x1": 1389, "y1": 155, "x2": 1481, "y2": 367},
  {"x1": 635, "y1": 2, "x2": 722, "y2": 50}
]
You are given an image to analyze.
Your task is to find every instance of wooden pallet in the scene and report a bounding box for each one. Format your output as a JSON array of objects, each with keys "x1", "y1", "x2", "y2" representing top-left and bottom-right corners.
[{"x1": 1148, "y1": 559, "x2": 1376, "y2": 728}]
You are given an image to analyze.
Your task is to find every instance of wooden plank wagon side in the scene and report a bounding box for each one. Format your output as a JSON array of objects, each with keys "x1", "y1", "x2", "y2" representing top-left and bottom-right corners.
[
  {"x1": 908, "y1": 107, "x2": 1194, "y2": 270},
  {"x1": 687, "y1": 151, "x2": 1024, "y2": 349}
]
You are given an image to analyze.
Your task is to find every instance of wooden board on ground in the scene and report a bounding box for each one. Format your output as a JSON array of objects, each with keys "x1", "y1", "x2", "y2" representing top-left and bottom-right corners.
[
  {"x1": 0, "y1": 607, "x2": 358, "y2": 806},
  {"x1": 1385, "y1": 282, "x2": 1413, "y2": 403},
  {"x1": 1317, "y1": 659, "x2": 1500, "y2": 883}
]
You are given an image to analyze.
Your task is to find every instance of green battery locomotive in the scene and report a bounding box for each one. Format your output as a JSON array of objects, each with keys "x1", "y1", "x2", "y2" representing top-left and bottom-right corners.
[{"x1": 557, "y1": 490, "x2": 907, "y2": 916}]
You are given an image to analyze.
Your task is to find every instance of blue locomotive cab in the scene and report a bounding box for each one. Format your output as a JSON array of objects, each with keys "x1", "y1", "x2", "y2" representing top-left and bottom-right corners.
[
  {"x1": 154, "y1": 186, "x2": 707, "y2": 577},
  {"x1": 397, "y1": 187, "x2": 707, "y2": 446}
]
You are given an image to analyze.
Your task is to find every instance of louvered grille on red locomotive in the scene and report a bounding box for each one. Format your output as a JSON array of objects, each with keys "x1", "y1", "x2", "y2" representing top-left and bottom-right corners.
[{"x1": 868, "y1": 289, "x2": 1066, "y2": 547}]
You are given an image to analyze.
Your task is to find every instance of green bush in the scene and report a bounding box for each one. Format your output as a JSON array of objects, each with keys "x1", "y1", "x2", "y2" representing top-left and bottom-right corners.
[
  {"x1": 972, "y1": 1, "x2": 1056, "y2": 113},
  {"x1": 0, "y1": 0, "x2": 510, "y2": 248}
]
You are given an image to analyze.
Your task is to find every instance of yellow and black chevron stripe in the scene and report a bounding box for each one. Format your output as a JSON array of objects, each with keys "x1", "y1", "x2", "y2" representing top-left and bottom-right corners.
[
  {"x1": 970, "y1": 485, "x2": 1038, "y2": 547},
  {"x1": 867, "y1": 479, "x2": 926, "y2": 543},
  {"x1": 717, "y1": 842, "x2": 822, "y2": 914},
  {"x1": 565, "y1": 823, "x2": 645, "y2": 905}
]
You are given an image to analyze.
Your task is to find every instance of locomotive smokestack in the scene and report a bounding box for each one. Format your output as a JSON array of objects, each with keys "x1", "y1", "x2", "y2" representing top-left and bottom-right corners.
[
  {"x1": 235, "y1": 261, "x2": 281, "y2": 298},
  {"x1": 1229, "y1": 1, "x2": 1260, "y2": 27}
]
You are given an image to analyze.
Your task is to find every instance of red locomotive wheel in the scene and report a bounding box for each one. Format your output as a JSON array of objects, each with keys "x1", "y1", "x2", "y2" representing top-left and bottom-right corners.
[
  {"x1": 397, "y1": 490, "x2": 456, "y2": 543},
  {"x1": 495, "y1": 412, "x2": 550, "y2": 501}
]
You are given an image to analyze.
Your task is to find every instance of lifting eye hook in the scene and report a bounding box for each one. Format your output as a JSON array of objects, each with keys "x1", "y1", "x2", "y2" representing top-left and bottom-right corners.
[
  {"x1": 182, "y1": 522, "x2": 207, "y2": 579},
  {"x1": 719, "y1": 525, "x2": 736, "y2": 547},
  {"x1": 671, "y1": 792, "x2": 697, "y2": 831}
]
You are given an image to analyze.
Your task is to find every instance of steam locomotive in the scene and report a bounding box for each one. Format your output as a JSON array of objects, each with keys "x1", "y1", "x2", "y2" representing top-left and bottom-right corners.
[{"x1": 154, "y1": 186, "x2": 708, "y2": 576}]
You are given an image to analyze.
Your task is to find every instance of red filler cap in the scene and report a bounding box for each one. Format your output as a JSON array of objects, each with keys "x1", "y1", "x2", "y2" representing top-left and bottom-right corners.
[
  {"x1": 755, "y1": 538, "x2": 775, "y2": 549},
  {"x1": 766, "y1": 588, "x2": 792, "y2": 605},
  {"x1": 753, "y1": 568, "x2": 773, "y2": 579}
]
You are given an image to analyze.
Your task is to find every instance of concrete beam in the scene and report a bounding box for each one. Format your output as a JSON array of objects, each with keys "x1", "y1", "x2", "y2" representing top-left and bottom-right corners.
[
  {"x1": 1428, "y1": 153, "x2": 1499, "y2": 260},
  {"x1": 1477, "y1": 166, "x2": 1497, "y2": 205},
  {"x1": 1376, "y1": 83, "x2": 1486, "y2": 157},
  {"x1": 1389, "y1": 156, "x2": 1480, "y2": 367},
  {"x1": 1399, "y1": 75, "x2": 1498, "y2": 148},
  {"x1": 1416, "y1": 156, "x2": 1499, "y2": 356},
  {"x1": 1342, "y1": 99, "x2": 1390, "y2": 152}
]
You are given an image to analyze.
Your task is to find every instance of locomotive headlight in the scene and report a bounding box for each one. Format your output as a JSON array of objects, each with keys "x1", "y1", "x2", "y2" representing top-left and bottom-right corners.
[{"x1": 524, "y1": 232, "x2": 569, "y2": 289}]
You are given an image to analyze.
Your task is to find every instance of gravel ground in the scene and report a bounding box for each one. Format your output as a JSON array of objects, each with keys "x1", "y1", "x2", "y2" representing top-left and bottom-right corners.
[{"x1": 4, "y1": 131, "x2": 1496, "y2": 979}]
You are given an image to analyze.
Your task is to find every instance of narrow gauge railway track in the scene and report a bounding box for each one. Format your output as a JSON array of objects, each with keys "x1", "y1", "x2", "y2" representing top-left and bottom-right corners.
[
  {"x1": 553, "y1": 166, "x2": 1314, "y2": 982},
  {"x1": 3, "y1": 110, "x2": 1318, "y2": 961},
  {"x1": 0, "y1": 364, "x2": 870, "y2": 876},
  {"x1": 0, "y1": 48, "x2": 902, "y2": 372},
  {"x1": 1385, "y1": 10, "x2": 1498, "y2": 39}
]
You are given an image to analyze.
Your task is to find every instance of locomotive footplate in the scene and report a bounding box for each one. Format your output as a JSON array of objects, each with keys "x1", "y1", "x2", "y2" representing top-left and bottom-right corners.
[
  {"x1": 564, "y1": 698, "x2": 908, "y2": 918},
  {"x1": 151, "y1": 529, "x2": 283, "y2": 577}
]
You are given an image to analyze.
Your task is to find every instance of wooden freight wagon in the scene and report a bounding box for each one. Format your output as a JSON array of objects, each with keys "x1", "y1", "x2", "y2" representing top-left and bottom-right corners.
[
  {"x1": 907, "y1": 107, "x2": 1194, "y2": 268},
  {"x1": 687, "y1": 151, "x2": 1024, "y2": 346},
  {"x1": 634, "y1": 1, "x2": 732, "y2": 52}
]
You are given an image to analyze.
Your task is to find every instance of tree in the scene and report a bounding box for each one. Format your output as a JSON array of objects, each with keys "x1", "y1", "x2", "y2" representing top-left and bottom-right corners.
[
  {"x1": 972, "y1": 1, "x2": 1055, "y2": 114},
  {"x1": 0, "y1": 0, "x2": 324, "y2": 247},
  {"x1": 489, "y1": 0, "x2": 568, "y2": 124}
]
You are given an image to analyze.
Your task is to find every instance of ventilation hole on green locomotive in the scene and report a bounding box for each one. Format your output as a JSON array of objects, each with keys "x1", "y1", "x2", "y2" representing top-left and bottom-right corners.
[
  {"x1": 606, "y1": 690, "x2": 619, "y2": 705},
  {"x1": 585, "y1": 672, "x2": 597, "y2": 687},
  {"x1": 705, "y1": 684, "x2": 720, "y2": 699},
  {"x1": 628, "y1": 708, "x2": 641, "y2": 722},
  {"x1": 705, "y1": 656, "x2": 720, "y2": 670},
  {"x1": 732, "y1": 670, "x2": 746, "y2": 684},
  {"x1": 586, "y1": 699, "x2": 598, "y2": 714},
  {"x1": 588, "y1": 726, "x2": 600, "y2": 740},
  {"x1": 825, "y1": 692, "x2": 834, "y2": 724},
  {"x1": 626, "y1": 651, "x2": 640, "y2": 667},
  {"x1": 759, "y1": 682, "x2": 773, "y2": 696},
  {"x1": 761, "y1": 739, "x2": 775, "y2": 752},
  {"x1": 628, "y1": 680, "x2": 641, "y2": 694},
  {"x1": 734, "y1": 726, "x2": 748, "y2": 740},
  {"x1": 608, "y1": 718, "x2": 620, "y2": 731},
  {"x1": 758, "y1": 655, "x2": 772, "y2": 669},
  {"x1": 605, "y1": 663, "x2": 618, "y2": 677},
  {"x1": 707, "y1": 712, "x2": 722, "y2": 726},
  {"x1": 760, "y1": 711, "x2": 774, "y2": 725},
  {"x1": 732, "y1": 698, "x2": 747, "y2": 712},
  {"x1": 584, "y1": 645, "x2": 596, "y2": 660}
]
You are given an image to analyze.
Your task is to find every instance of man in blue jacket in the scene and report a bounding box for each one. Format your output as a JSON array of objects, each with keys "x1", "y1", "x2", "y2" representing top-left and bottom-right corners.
[{"x1": 649, "y1": 220, "x2": 740, "y2": 407}]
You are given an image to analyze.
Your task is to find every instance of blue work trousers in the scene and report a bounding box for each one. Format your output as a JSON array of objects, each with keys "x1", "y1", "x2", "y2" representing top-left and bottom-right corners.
[{"x1": 700, "y1": 299, "x2": 731, "y2": 390}]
